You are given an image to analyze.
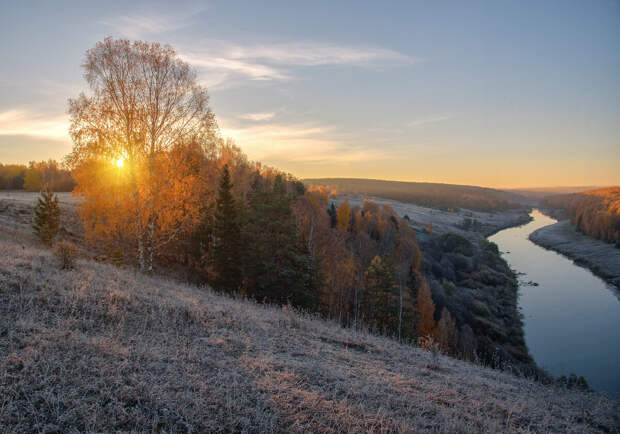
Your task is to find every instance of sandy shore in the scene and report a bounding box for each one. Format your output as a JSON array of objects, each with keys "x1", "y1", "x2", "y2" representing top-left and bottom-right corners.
[{"x1": 529, "y1": 220, "x2": 620, "y2": 289}]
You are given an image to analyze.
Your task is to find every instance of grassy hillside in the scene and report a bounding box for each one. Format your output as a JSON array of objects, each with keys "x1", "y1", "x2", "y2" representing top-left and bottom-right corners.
[
  {"x1": 1, "y1": 237, "x2": 618, "y2": 432},
  {"x1": 304, "y1": 178, "x2": 525, "y2": 212}
]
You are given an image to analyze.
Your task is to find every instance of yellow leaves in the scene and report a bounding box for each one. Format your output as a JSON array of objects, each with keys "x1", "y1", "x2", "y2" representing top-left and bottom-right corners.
[
  {"x1": 336, "y1": 200, "x2": 351, "y2": 231},
  {"x1": 416, "y1": 277, "x2": 437, "y2": 339}
]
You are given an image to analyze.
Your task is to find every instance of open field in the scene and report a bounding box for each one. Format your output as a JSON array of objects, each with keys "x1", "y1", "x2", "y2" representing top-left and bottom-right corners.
[
  {"x1": 0, "y1": 191, "x2": 82, "y2": 242},
  {"x1": 530, "y1": 220, "x2": 620, "y2": 290},
  {"x1": 335, "y1": 194, "x2": 531, "y2": 238},
  {"x1": 1, "y1": 235, "x2": 618, "y2": 433}
]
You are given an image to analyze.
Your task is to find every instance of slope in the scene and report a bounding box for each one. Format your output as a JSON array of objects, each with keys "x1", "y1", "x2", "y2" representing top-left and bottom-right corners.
[{"x1": 0, "y1": 237, "x2": 617, "y2": 432}]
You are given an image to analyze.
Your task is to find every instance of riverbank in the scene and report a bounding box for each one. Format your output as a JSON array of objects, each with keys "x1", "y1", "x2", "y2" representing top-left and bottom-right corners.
[{"x1": 529, "y1": 220, "x2": 620, "y2": 290}]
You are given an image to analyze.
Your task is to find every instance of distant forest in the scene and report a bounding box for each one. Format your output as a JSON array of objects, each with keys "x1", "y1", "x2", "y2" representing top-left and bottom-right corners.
[
  {"x1": 0, "y1": 161, "x2": 75, "y2": 192},
  {"x1": 304, "y1": 178, "x2": 523, "y2": 212},
  {"x1": 542, "y1": 187, "x2": 620, "y2": 246}
]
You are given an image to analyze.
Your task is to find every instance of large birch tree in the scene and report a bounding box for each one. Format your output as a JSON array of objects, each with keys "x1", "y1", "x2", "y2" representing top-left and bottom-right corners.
[{"x1": 67, "y1": 38, "x2": 216, "y2": 272}]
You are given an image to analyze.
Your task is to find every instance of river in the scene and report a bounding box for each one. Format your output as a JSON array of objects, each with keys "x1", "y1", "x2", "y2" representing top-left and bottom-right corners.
[{"x1": 489, "y1": 209, "x2": 620, "y2": 397}]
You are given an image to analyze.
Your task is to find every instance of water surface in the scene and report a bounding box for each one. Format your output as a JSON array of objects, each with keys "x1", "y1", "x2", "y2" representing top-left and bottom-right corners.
[{"x1": 489, "y1": 209, "x2": 620, "y2": 397}]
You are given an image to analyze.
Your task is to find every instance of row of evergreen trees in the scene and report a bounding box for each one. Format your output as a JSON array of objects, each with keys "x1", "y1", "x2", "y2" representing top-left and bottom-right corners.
[{"x1": 210, "y1": 166, "x2": 319, "y2": 310}]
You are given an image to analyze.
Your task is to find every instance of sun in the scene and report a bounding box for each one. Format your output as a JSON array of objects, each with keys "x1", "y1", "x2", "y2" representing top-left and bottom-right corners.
[{"x1": 116, "y1": 157, "x2": 124, "y2": 168}]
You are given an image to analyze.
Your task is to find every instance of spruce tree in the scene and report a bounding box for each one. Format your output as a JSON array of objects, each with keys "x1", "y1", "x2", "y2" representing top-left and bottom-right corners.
[
  {"x1": 327, "y1": 202, "x2": 337, "y2": 228},
  {"x1": 363, "y1": 256, "x2": 399, "y2": 334},
  {"x1": 212, "y1": 165, "x2": 242, "y2": 293},
  {"x1": 243, "y1": 174, "x2": 318, "y2": 310},
  {"x1": 33, "y1": 184, "x2": 60, "y2": 245}
]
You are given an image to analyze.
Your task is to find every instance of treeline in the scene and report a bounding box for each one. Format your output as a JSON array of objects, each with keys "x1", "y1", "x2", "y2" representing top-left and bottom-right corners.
[
  {"x1": 542, "y1": 187, "x2": 620, "y2": 246},
  {"x1": 0, "y1": 160, "x2": 75, "y2": 191},
  {"x1": 304, "y1": 178, "x2": 523, "y2": 212}
]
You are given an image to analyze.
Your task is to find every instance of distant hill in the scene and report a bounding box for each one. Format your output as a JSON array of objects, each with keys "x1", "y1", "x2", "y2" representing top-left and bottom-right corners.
[
  {"x1": 506, "y1": 186, "x2": 600, "y2": 200},
  {"x1": 304, "y1": 178, "x2": 526, "y2": 212}
]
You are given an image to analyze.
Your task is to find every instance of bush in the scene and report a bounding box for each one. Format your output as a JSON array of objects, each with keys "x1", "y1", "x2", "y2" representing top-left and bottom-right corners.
[
  {"x1": 54, "y1": 241, "x2": 77, "y2": 270},
  {"x1": 440, "y1": 233, "x2": 474, "y2": 257}
]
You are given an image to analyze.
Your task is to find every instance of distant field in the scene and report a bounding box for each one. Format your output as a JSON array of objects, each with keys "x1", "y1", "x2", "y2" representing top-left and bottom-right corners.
[
  {"x1": 304, "y1": 178, "x2": 526, "y2": 212},
  {"x1": 0, "y1": 191, "x2": 82, "y2": 243}
]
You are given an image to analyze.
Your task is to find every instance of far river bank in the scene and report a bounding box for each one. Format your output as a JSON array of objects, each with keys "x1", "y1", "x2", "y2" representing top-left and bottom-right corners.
[{"x1": 529, "y1": 218, "x2": 620, "y2": 291}]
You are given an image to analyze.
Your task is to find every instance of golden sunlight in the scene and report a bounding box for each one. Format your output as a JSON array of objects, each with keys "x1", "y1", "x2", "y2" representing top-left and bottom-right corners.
[{"x1": 116, "y1": 157, "x2": 124, "y2": 168}]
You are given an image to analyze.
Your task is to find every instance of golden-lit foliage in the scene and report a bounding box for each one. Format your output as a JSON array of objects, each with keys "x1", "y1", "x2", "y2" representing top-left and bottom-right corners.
[
  {"x1": 416, "y1": 278, "x2": 437, "y2": 339},
  {"x1": 336, "y1": 200, "x2": 351, "y2": 231},
  {"x1": 543, "y1": 187, "x2": 620, "y2": 244},
  {"x1": 67, "y1": 38, "x2": 218, "y2": 270}
]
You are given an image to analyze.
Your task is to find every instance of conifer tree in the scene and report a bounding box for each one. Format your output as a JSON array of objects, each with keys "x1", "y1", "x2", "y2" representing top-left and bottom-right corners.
[
  {"x1": 327, "y1": 202, "x2": 337, "y2": 228},
  {"x1": 212, "y1": 165, "x2": 242, "y2": 293},
  {"x1": 363, "y1": 255, "x2": 399, "y2": 334},
  {"x1": 243, "y1": 174, "x2": 318, "y2": 309},
  {"x1": 33, "y1": 184, "x2": 61, "y2": 245}
]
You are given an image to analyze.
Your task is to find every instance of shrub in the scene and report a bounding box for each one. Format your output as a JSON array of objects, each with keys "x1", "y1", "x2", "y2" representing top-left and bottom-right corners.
[
  {"x1": 54, "y1": 241, "x2": 77, "y2": 270},
  {"x1": 440, "y1": 232, "x2": 474, "y2": 256},
  {"x1": 419, "y1": 335, "x2": 441, "y2": 369}
]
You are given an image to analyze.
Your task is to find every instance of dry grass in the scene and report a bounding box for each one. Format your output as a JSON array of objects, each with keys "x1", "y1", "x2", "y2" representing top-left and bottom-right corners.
[{"x1": 0, "y1": 237, "x2": 618, "y2": 433}]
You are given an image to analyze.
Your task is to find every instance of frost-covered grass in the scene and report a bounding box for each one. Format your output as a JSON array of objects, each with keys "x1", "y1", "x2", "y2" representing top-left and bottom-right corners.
[
  {"x1": 1, "y1": 236, "x2": 618, "y2": 433},
  {"x1": 335, "y1": 194, "x2": 530, "y2": 237},
  {"x1": 530, "y1": 220, "x2": 620, "y2": 290},
  {"x1": 0, "y1": 191, "x2": 82, "y2": 244}
]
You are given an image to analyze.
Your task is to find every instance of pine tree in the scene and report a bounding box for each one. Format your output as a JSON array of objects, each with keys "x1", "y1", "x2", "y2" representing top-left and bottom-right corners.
[
  {"x1": 33, "y1": 184, "x2": 61, "y2": 245},
  {"x1": 363, "y1": 255, "x2": 399, "y2": 334},
  {"x1": 327, "y1": 202, "x2": 337, "y2": 228},
  {"x1": 243, "y1": 174, "x2": 318, "y2": 310},
  {"x1": 212, "y1": 165, "x2": 243, "y2": 293}
]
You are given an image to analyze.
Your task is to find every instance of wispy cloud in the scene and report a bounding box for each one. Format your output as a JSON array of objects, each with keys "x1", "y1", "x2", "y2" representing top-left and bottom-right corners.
[
  {"x1": 100, "y1": 8, "x2": 205, "y2": 39},
  {"x1": 407, "y1": 115, "x2": 451, "y2": 127},
  {"x1": 181, "y1": 40, "x2": 417, "y2": 89},
  {"x1": 219, "y1": 118, "x2": 387, "y2": 166},
  {"x1": 0, "y1": 109, "x2": 69, "y2": 141},
  {"x1": 239, "y1": 112, "x2": 276, "y2": 122}
]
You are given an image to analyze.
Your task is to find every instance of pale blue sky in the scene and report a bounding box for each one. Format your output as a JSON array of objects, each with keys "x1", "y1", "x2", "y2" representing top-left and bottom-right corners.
[{"x1": 1, "y1": 0, "x2": 618, "y2": 187}]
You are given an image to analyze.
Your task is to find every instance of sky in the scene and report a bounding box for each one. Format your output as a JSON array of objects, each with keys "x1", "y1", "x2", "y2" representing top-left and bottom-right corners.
[{"x1": 1, "y1": 0, "x2": 618, "y2": 188}]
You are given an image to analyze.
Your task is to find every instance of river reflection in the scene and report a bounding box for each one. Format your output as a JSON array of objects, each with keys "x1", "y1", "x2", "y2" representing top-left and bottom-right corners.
[{"x1": 489, "y1": 209, "x2": 620, "y2": 397}]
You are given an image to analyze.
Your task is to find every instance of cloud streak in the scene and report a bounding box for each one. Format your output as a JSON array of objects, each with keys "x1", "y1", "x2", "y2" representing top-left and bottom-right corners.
[
  {"x1": 219, "y1": 118, "x2": 388, "y2": 167},
  {"x1": 101, "y1": 10, "x2": 417, "y2": 89},
  {"x1": 0, "y1": 109, "x2": 69, "y2": 141},
  {"x1": 239, "y1": 112, "x2": 276, "y2": 122},
  {"x1": 181, "y1": 40, "x2": 417, "y2": 89},
  {"x1": 407, "y1": 115, "x2": 451, "y2": 127},
  {"x1": 100, "y1": 8, "x2": 205, "y2": 39}
]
